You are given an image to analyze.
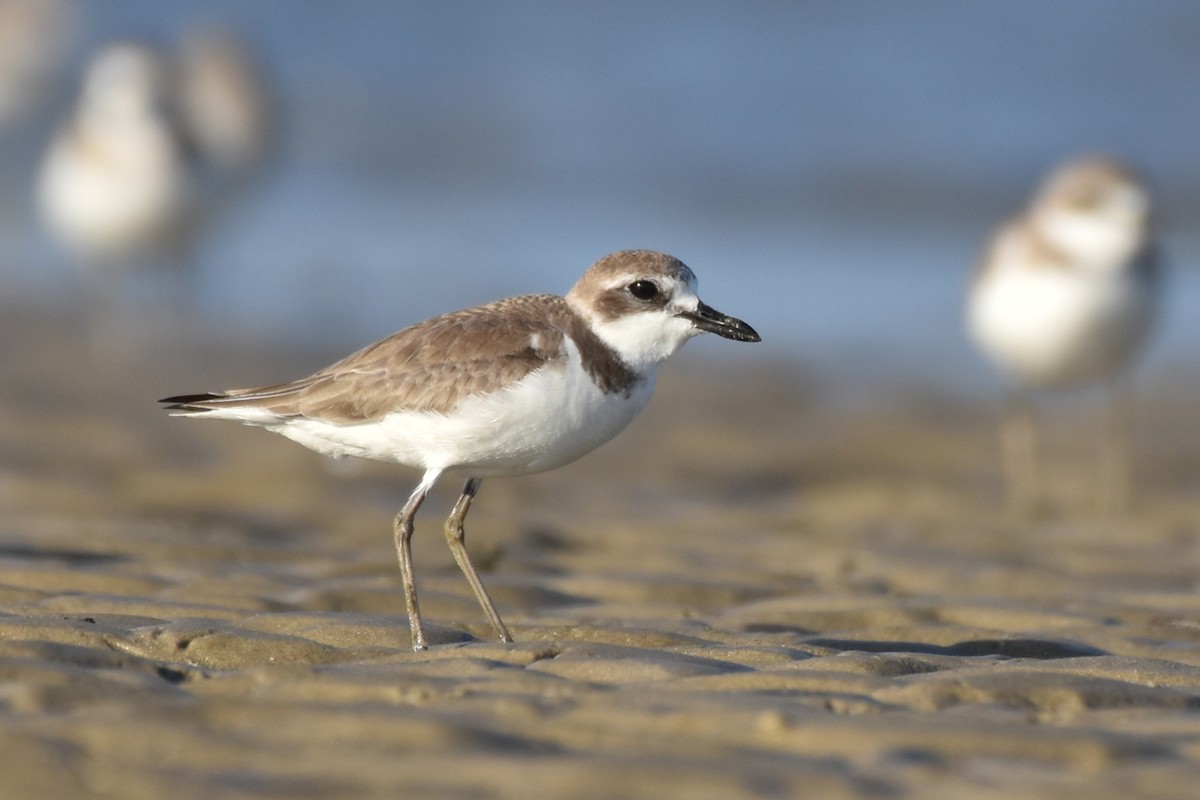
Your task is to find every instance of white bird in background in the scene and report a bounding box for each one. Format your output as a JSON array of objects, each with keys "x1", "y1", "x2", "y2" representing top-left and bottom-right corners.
[
  {"x1": 37, "y1": 41, "x2": 199, "y2": 277},
  {"x1": 967, "y1": 155, "x2": 1159, "y2": 517},
  {"x1": 36, "y1": 29, "x2": 274, "y2": 312}
]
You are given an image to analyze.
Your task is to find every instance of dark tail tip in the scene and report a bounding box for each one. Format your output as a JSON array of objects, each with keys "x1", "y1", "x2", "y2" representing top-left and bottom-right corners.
[{"x1": 159, "y1": 392, "x2": 224, "y2": 411}]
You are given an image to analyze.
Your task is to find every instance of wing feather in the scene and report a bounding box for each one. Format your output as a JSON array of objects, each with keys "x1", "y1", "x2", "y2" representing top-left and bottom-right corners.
[{"x1": 168, "y1": 294, "x2": 573, "y2": 421}]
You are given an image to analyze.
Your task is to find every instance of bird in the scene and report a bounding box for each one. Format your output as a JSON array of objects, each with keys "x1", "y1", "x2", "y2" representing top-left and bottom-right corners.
[
  {"x1": 966, "y1": 156, "x2": 1158, "y2": 516},
  {"x1": 176, "y1": 25, "x2": 275, "y2": 184},
  {"x1": 38, "y1": 31, "x2": 274, "y2": 293},
  {"x1": 161, "y1": 250, "x2": 762, "y2": 649},
  {"x1": 36, "y1": 41, "x2": 199, "y2": 276},
  {"x1": 0, "y1": 0, "x2": 77, "y2": 134}
]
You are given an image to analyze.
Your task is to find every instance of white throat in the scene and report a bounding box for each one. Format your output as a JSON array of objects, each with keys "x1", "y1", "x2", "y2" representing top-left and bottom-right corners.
[
  {"x1": 1036, "y1": 210, "x2": 1143, "y2": 272},
  {"x1": 570, "y1": 293, "x2": 702, "y2": 370}
]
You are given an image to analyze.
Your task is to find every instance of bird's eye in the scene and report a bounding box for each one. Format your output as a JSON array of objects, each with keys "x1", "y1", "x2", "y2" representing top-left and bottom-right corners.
[{"x1": 627, "y1": 280, "x2": 660, "y2": 301}]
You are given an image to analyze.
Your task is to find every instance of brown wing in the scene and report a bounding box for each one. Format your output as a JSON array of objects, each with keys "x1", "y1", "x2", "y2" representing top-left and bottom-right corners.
[{"x1": 215, "y1": 294, "x2": 574, "y2": 421}]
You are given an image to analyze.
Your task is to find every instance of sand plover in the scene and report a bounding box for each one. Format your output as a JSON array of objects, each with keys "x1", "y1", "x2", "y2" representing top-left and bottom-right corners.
[
  {"x1": 177, "y1": 25, "x2": 274, "y2": 183},
  {"x1": 966, "y1": 156, "x2": 1158, "y2": 515},
  {"x1": 38, "y1": 31, "x2": 273, "y2": 284},
  {"x1": 162, "y1": 250, "x2": 761, "y2": 649},
  {"x1": 0, "y1": 0, "x2": 76, "y2": 133},
  {"x1": 37, "y1": 42, "x2": 199, "y2": 272}
]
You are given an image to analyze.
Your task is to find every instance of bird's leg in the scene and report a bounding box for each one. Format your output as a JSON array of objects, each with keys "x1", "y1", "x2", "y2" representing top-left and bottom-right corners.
[
  {"x1": 443, "y1": 478, "x2": 513, "y2": 644},
  {"x1": 1001, "y1": 390, "x2": 1038, "y2": 518},
  {"x1": 393, "y1": 477, "x2": 434, "y2": 651},
  {"x1": 1098, "y1": 377, "x2": 1134, "y2": 517}
]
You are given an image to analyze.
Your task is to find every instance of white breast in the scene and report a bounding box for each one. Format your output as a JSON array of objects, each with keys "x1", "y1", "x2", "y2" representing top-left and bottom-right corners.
[
  {"x1": 37, "y1": 126, "x2": 193, "y2": 264},
  {"x1": 968, "y1": 252, "x2": 1155, "y2": 388},
  {"x1": 272, "y1": 339, "x2": 657, "y2": 477}
]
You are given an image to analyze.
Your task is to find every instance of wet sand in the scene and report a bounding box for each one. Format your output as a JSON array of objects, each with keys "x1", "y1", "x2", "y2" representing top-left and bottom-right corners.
[{"x1": 3, "y1": 305, "x2": 1200, "y2": 799}]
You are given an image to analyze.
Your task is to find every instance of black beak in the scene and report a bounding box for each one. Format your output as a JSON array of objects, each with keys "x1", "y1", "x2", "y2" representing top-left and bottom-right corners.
[{"x1": 678, "y1": 301, "x2": 761, "y2": 342}]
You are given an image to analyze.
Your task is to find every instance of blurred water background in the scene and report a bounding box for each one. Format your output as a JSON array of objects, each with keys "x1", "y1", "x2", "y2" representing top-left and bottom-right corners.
[{"x1": 4, "y1": 1, "x2": 1199, "y2": 394}]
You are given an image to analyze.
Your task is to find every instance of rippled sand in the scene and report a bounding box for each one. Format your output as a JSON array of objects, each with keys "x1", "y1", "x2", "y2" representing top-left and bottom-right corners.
[{"x1": 3, "y1": 305, "x2": 1200, "y2": 799}]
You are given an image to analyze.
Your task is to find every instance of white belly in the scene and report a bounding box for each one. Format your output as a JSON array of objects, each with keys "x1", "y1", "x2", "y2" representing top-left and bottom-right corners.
[
  {"x1": 37, "y1": 130, "x2": 193, "y2": 264},
  {"x1": 968, "y1": 265, "x2": 1155, "y2": 388},
  {"x1": 272, "y1": 356, "x2": 656, "y2": 477}
]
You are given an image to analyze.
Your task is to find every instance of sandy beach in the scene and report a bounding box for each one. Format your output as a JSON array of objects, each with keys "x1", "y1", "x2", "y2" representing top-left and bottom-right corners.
[{"x1": 2, "y1": 305, "x2": 1200, "y2": 799}]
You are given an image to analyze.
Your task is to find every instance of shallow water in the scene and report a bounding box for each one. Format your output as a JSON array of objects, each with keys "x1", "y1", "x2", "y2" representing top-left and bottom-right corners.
[{"x1": 5, "y1": 2, "x2": 1200, "y2": 391}]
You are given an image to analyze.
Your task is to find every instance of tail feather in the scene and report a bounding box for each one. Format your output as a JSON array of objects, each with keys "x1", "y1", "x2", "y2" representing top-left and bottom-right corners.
[
  {"x1": 159, "y1": 391, "x2": 290, "y2": 423},
  {"x1": 160, "y1": 377, "x2": 319, "y2": 423},
  {"x1": 160, "y1": 392, "x2": 227, "y2": 414}
]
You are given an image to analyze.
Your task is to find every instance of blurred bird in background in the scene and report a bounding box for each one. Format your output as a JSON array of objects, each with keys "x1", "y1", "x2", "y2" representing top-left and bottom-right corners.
[
  {"x1": 177, "y1": 26, "x2": 275, "y2": 184},
  {"x1": 35, "y1": 26, "x2": 274, "y2": 336},
  {"x1": 967, "y1": 156, "x2": 1159, "y2": 517},
  {"x1": 0, "y1": 0, "x2": 76, "y2": 134},
  {"x1": 37, "y1": 42, "x2": 199, "y2": 278},
  {"x1": 0, "y1": 0, "x2": 77, "y2": 241}
]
